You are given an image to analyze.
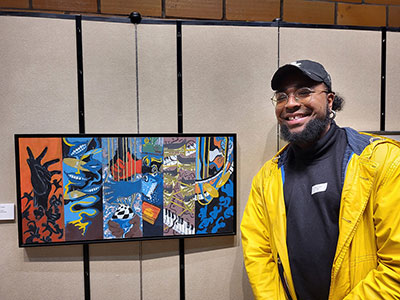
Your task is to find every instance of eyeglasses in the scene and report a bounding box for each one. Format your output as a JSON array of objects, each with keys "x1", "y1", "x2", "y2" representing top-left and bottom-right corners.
[{"x1": 271, "y1": 87, "x2": 329, "y2": 107}]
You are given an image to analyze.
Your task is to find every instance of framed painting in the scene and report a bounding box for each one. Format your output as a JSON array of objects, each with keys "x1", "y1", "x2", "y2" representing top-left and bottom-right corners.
[{"x1": 15, "y1": 134, "x2": 236, "y2": 247}]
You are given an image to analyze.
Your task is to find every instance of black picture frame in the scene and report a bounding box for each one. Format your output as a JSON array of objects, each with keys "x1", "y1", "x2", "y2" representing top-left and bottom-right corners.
[{"x1": 15, "y1": 133, "x2": 237, "y2": 247}]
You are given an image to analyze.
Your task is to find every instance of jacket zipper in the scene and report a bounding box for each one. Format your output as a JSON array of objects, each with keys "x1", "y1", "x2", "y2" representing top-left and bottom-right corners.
[{"x1": 277, "y1": 254, "x2": 294, "y2": 300}]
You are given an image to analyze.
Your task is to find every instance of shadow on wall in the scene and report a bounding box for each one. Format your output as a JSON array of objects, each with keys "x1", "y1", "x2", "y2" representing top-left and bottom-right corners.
[
  {"x1": 24, "y1": 235, "x2": 236, "y2": 262},
  {"x1": 185, "y1": 235, "x2": 236, "y2": 254},
  {"x1": 24, "y1": 244, "x2": 84, "y2": 262},
  {"x1": 229, "y1": 239, "x2": 254, "y2": 300}
]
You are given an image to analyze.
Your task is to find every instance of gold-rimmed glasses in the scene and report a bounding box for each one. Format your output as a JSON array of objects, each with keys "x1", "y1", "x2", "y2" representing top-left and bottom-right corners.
[{"x1": 271, "y1": 87, "x2": 329, "y2": 107}]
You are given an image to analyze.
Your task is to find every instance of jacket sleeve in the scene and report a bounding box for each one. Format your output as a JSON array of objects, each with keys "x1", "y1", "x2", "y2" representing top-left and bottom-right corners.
[
  {"x1": 344, "y1": 144, "x2": 400, "y2": 299},
  {"x1": 241, "y1": 169, "x2": 287, "y2": 300}
]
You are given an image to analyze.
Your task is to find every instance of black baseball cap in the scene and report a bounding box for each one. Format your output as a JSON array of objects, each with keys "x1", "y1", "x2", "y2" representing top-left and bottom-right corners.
[{"x1": 271, "y1": 60, "x2": 332, "y2": 91}]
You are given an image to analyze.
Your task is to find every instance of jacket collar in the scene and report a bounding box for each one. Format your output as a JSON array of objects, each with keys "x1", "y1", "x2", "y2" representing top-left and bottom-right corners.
[{"x1": 343, "y1": 127, "x2": 375, "y2": 156}]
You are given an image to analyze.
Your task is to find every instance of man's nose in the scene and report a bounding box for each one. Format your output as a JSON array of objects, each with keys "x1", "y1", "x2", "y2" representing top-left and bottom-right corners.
[{"x1": 285, "y1": 94, "x2": 300, "y2": 108}]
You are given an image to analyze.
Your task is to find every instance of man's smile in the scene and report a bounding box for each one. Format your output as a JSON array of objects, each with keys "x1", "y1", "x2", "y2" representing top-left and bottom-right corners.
[
  {"x1": 281, "y1": 112, "x2": 312, "y2": 128},
  {"x1": 287, "y1": 114, "x2": 307, "y2": 121}
]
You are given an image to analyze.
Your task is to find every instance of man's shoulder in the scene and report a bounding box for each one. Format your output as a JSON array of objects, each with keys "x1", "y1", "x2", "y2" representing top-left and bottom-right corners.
[
  {"x1": 256, "y1": 157, "x2": 276, "y2": 176},
  {"x1": 365, "y1": 135, "x2": 400, "y2": 163},
  {"x1": 345, "y1": 128, "x2": 400, "y2": 168},
  {"x1": 253, "y1": 146, "x2": 288, "y2": 182},
  {"x1": 342, "y1": 127, "x2": 400, "y2": 156}
]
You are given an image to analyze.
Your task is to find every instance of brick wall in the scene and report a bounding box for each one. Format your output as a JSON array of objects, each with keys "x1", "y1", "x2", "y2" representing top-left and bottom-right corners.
[{"x1": 1, "y1": 0, "x2": 399, "y2": 27}]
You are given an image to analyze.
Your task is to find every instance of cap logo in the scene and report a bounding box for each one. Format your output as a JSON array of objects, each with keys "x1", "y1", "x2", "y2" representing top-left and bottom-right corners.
[{"x1": 290, "y1": 61, "x2": 302, "y2": 67}]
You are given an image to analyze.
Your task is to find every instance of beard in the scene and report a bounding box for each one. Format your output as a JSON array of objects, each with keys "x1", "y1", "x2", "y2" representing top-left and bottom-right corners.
[{"x1": 280, "y1": 105, "x2": 331, "y2": 144}]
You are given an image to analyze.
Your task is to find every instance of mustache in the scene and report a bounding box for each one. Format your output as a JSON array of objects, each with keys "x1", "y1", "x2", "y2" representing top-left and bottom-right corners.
[{"x1": 279, "y1": 105, "x2": 331, "y2": 144}]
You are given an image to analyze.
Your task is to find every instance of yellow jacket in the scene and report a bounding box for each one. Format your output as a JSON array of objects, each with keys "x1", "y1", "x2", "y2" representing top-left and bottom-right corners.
[{"x1": 241, "y1": 128, "x2": 400, "y2": 300}]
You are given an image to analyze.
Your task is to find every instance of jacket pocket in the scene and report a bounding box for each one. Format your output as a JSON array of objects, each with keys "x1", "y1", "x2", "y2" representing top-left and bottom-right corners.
[{"x1": 349, "y1": 254, "x2": 377, "y2": 287}]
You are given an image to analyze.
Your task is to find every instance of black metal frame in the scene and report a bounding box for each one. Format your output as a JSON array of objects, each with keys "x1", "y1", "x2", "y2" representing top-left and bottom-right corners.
[{"x1": 367, "y1": 131, "x2": 400, "y2": 139}]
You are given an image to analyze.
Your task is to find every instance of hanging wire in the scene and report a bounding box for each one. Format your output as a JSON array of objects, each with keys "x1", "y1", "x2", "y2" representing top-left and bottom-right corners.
[
  {"x1": 134, "y1": 22, "x2": 143, "y2": 300},
  {"x1": 135, "y1": 23, "x2": 140, "y2": 135},
  {"x1": 277, "y1": 22, "x2": 281, "y2": 152},
  {"x1": 139, "y1": 240, "x2": 143, "y2": 300}
]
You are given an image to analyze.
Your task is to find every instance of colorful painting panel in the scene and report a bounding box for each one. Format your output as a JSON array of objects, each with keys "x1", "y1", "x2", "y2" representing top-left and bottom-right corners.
[
  {"x1": 18, "y1": 137, "x2": 65, "y2": 244},
  {"x1": 195, "y1": 136, "x2": 235, "y2": 234},
  {"x1": 102, "y1": 137, "x2": 143, "y2": 239},
  {"x1": 163, "y1": 137, "x2": 196, "y2": 236},
  {"x1": 15, "y1": 134, "x2": 236, "y2": 247}
]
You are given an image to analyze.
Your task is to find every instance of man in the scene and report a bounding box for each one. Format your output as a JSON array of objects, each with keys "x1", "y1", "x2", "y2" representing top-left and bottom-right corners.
[{"x1": 241, "y1": 60, "x2": 400, "y2": 300}]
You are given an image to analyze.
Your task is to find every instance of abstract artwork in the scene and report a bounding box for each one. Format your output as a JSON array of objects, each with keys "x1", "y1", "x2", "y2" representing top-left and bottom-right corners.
[{"x1": 15, "y1": 134, "x2": 236, "y2": 246}]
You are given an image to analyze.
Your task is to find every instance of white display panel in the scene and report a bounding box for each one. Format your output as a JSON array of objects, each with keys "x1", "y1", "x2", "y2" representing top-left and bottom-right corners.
[
  {"x1": 137, "y1": 24, "x2": 178, "y2": 133},
  {"x1": 89, "y1": 243, "x2": 141, "y2": 300},
  {"x1": 386, "y1": 31, "x2": 400, "y2": 131},
  {"x1": 0, "y1": 15, "x2": 82, "y2": 299},
  {"x1": 82, "y1": 21, "x2": 178, "y2": 134},
  {"x1": 182, "y1": 25, "x2": 278, "y2": 299},
  {"x1": 136, "y1": 24, "x2": 179, "y2": 300},
  {"x1": 82, "y1": 21, "x2": 138, "y2": 133},
  {"x1": 280, "y1": 27, "x2": 381, "y2": 132},
  {"x1": 82, "y1": 20, "x2": 179, "y2": 300}
]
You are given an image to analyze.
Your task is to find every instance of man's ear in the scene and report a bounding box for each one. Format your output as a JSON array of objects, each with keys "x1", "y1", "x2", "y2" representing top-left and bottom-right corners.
[{"x1": 327, "y1": 93, "x2": 334, "y2": 110}]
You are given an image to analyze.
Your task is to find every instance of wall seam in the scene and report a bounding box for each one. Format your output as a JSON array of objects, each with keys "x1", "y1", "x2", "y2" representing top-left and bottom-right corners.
[{"x1": 380, "y1": 27, "x2": 387, "y2": 131}]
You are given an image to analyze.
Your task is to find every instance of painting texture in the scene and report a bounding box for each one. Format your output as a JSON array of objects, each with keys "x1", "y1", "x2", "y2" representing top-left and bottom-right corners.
[{"x1": 17, "y1": 135, "x2": 235, "y2": 246}]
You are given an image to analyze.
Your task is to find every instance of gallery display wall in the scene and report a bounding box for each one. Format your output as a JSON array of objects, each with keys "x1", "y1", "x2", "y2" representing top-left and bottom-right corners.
[{"x1": 1, "y1": 13, "x2": 400, "y2": 300}]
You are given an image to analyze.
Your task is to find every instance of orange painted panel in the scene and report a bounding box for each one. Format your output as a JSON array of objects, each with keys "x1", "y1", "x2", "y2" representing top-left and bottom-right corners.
[
  {"x1": 32, "y1": 0, "x2": 97, "y2": 12},
  {"x1": 389, "y1": 5, "x2": 400, "y2": 27},
  {"x1": 0, "y1": 0, "x2": 28, "y2": 8},
  {"x1": 366, "y1": 0, "x2": 400, "y2": 4},
  {"x1": 226, "y1": 0, "x2": 280, "y2": 22},
  {"x1": 18, "y1": 137, "x2": 65, "y2": 244},
  {"x1": 166, "y1": 0, "x2": 223, "y2": 19},
  {"x1": 101, "y1": 0, "x2": 161, "y2": 16},
  {"x1": 284, "y1": 0, "x2": 335, "y2": 25},
  {"x1": 337, "y1": 3, "x2": 386, "y2": 26}
]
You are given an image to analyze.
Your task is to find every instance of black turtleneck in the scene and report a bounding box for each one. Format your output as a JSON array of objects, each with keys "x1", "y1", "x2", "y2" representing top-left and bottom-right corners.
[{"x1": 283, "y1": 122, "x2": 347, "y2": 300}]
